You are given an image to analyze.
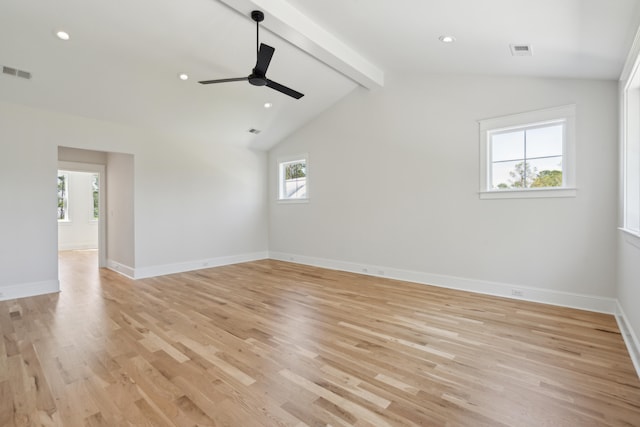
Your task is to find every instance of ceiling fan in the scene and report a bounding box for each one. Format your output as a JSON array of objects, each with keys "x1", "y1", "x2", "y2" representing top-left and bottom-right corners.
[{"x1": 199, "y1": 10, "x2": 304, "y2": 100}]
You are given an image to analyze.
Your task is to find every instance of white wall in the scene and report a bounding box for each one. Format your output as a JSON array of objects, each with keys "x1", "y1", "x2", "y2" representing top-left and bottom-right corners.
[
  {"x1": 0, "y1": 100, "x2": 268, "y2": 298},
  {"x1": 269, "y1": 74, "x2": 619, "y2": 304},
  {"x1": 106, "y1": 152, "x2": 135, "y2": 269},
  {"x1": 57, "y1": 171, "x2": 99, "y2": 250},
  {"x1": 59, "y1": 146, "x2": 108, "y2": 165}
]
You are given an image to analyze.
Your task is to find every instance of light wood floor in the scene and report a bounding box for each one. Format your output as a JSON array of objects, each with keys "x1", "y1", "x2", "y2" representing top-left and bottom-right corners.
[{"x1": 0, "y1": 251, "x2": 639, "y2": 426}]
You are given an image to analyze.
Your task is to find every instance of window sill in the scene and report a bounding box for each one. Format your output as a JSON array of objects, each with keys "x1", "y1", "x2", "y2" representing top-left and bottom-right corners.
[
  {"x1": 619, "y1": 228, "x2": 640, "y2": 249},
  {"x1": 479, "y1": 187, "x2": 577, "y2": 200},
  {"x1": 277, "y1": 198, "x2": 309, "y2": 204},
  {"x1": 58, "y1": 220, "x2": 71, "y2": 224}
]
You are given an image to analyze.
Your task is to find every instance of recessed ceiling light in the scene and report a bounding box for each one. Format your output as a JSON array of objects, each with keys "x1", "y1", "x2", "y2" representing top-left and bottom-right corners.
[
  {"x1": 55, "y1": 31, "x2": 70, "y2": 41},
  {"x1": 439, "y1": 35, "x2": 456, "y2": 43},
  {"x1": 178, "y1": 73, "x2": 189, "y2": 81},
  {"x1": 264, "y1": 102, "x2": 273, "y2": 109}
]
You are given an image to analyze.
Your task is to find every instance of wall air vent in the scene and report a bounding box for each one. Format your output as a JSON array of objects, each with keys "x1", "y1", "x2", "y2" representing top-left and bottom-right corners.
[
  {"x1": 510, "y1": 44, "x2": 533, "y2": 56},
  {"x1": 2, "y1": 65, "x2": 32, "y2": 79},
  {"x1": 248, "y1": 128, "x2": 261, "y2": 134}
]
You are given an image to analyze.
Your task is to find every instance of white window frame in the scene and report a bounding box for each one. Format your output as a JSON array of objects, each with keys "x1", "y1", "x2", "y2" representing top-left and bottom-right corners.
[
  {"x1": 479, "y1": 105, "x2": 577, "y2": 199},
  {"x1": 277, "y1": 154, "x2": 309, "y2": 203},
  {"x1": 621, "y1": 51, "x2": 640, "y2": 239}
]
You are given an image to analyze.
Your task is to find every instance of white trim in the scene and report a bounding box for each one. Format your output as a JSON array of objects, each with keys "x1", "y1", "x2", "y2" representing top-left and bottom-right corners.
[
  {"x1": 110, "y1": 252, "x2": 269, "y2": 280},
  {"x1": 616, "y1": 301, "x2": 640, "y2": 379},
  {"x1": 0, "y1": 280, "x2": 60, "y2": 301},
  {"x1": 106, "y1": 259, "x2": 136, "y2": 280},
  {"x1": 268, "y1": 252, "x2": 617, "y2": 314},
  {"x1": 277, "y1": 198, "x2": 310, "y2": 204},
  {"x1": 480, "y1": 188, "x2": 577, "y2": 199}
]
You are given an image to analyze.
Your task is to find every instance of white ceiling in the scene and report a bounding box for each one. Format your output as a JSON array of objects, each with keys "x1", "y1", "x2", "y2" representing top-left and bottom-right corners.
[{"x1": 1, "y1": 0, "x2": 639, "y2": 150}]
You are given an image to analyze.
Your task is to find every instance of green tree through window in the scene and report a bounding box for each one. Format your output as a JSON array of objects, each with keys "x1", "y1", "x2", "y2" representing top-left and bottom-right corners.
[
  {"x1": 285, "y1": 162, "x2": 306, "y2": 179},
  {"x1": 92, "y1": 174, "x2": 99, "y2": 219},
  {"x1": 57, "y1": 173, "x2": 68, "y2": 220}
]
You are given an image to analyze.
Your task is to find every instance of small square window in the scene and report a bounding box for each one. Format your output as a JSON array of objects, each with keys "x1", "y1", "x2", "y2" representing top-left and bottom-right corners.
[
  {"x1": 278, "y1": 155, "x2": 308, "y2": 201},
  {"x1": 479, "y1": 105, "x2": 576, "y2": 199}
]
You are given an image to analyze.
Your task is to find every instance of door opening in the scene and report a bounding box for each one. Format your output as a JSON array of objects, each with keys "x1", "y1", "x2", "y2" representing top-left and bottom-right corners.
[{"x1": 57, "y1": 162, "x2": 106, "y2": 268}]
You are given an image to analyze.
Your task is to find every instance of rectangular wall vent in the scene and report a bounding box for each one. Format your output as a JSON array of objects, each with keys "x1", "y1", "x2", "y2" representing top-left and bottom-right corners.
[
  {"x1": 17, "y1": 70, "x2": 31, "y2": 79},
  {"x1": 510, "y1": 44, "x2": 533, "y2": 56},
  {"x1": 2, "y1": 65, "x2": 32, "y2": 79}
]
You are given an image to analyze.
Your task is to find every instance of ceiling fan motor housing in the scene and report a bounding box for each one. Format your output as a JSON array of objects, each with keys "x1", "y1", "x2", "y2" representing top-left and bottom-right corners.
[
  {"x1": 249, "y1": 73, "x2": 267, "y2": 86},
  {"x1": 251, "y1": 10, "x2": 264, "y2": 22}
]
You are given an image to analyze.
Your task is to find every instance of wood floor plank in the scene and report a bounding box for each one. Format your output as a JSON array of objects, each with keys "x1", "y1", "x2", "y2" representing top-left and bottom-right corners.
[{"x1": 0, "y1": 250, "x2": 639, "y2": 426}]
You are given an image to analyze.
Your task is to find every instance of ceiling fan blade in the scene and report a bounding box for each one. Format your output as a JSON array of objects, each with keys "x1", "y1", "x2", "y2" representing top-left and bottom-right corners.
[
  {"x1": 254, "y1": 44, "x2": 275, "y2": 75},
  {"x1": 199, "y1": 77, "x2": 248, "y2": 85},
  {"x1": 266, "y1": 79, "x2": 304, "y2": 99}
]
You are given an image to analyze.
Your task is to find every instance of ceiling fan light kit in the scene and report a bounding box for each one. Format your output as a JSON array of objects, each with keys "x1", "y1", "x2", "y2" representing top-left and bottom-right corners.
[{"x1": 199, "y1": 10, "x2": 304, "y2": 99}]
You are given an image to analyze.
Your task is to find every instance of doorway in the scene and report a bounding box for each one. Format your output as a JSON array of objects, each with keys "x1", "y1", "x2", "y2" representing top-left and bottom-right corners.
[{"x1": 57, "y1": 161, "x2": 106, "y2": 268}]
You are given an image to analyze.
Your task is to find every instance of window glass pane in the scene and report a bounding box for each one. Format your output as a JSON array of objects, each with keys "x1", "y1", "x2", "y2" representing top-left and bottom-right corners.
[
  {"x1": 626, "y1": 93, "x2": 640, "y2": 231},
  {"x1": 491, "y1": 160, "x2": 524, "y2": 189},
  {"x1": 57, "y1": 173, "x2": 68, "y2": 220},
  {"x1": 526, "y1": 124, "x2": 563, "y2": 159},
  {"x1": 92, "y1": 174, "x2": 99, "y2": 219},
  {"x1": 284, "y1": 177, "x2": 306, "y2": 199},
  {"x1": 491, "y1": 130, "x2": 524, "y2": 162},
  {"x1": 528, "y1": 156, "x2": 563, "y2": 188},
  {"x1": 284, "y1": 162, "x2": 306, "y2": 179}
]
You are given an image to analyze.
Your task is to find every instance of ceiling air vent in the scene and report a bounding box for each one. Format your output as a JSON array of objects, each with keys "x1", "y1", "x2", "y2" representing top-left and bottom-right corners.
[
  {"x1": 248, "y1": 128, "x2": 261, "y2": 134},
  {"x1": 2, "y1": 65, "x2": 32, "y2": 79},
  {"x1": 510, "y1": 44, "x2": 532, "y2": 56}
]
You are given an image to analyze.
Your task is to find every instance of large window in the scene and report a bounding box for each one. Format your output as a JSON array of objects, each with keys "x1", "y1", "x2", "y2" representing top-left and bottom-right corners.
[
  {"x1": 57, "y1": 172, "x2": 69, "y2": 221},
  {"x1": 623, "y1": 62, "x2": 640, "y2": 234},
  {"x1": 278, "y1": 155, "x2": 308, "y2": 201},
  {"x1": 479, "y1": 105, "x2": 576, "y2": 199}
]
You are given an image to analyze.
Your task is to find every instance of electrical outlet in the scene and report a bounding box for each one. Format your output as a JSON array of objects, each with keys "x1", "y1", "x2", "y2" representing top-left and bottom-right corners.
[
  {"x1": 362, "y1": 268, "x2": 369, "y2": 273},
  {"x1": 378, "y1": 270, "x2": 385, "y2": 276},
  {"x1": 0, "y1": 292, "x2": 4, "y2": 298},
  {"x1": 511, "y1": 289, "x2": 524, "y2": 297}
]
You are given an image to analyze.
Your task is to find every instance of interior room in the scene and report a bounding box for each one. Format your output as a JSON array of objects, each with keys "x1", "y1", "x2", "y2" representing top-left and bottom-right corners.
[{"x1": 1, "y1": 0, "x2": 640, "y2": 425}]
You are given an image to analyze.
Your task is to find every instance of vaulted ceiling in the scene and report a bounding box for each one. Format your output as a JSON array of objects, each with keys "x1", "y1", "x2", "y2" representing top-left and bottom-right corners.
[{"x1": 1, "y1": 0, "x2": 639, "y2": 150}]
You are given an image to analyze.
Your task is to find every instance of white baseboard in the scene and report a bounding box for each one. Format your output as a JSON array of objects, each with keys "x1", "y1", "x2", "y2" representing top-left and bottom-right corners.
[
  {"x1": 108, "y1": 252, "x2": 270, "y2": 280},
  {"x1": 0, "y1": 279, "x2": 60, "y2": 301},
  {"x1": 58, "y1": 243, "x2": 98, "y2": 251},
  {"x1": 616, "y1": 302, "x2": 640, "y2": 378},
  {"x1": 106, "y1": 259, "x2": 136, "y2": 280},
  {"x1": 268, "y1": 252, "x2": 618, "y2": 314}
]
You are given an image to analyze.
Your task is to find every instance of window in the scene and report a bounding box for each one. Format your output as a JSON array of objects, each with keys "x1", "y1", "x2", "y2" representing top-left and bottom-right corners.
[
  {"x1": 479, "y1": 105, "x2": 576, "y2": 199},
  {"x1": 623, "y1": 60, "x2": 640, "y2": 235},
  {"x1": 92, "y1": 174, "x2": 99, "y2": 220},
  {"x1": 57, "y1": 172, "x2": 69, "y2": 221},
  {"x1": 278, "y1": 155, "x2": 308, "y2": 201}
]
